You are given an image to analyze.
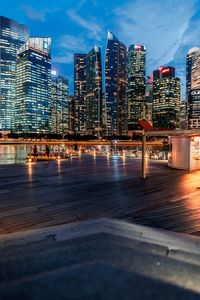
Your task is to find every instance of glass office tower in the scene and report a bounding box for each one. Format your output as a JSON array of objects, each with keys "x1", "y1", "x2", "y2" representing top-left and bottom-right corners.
[
  {"x1": 86, "y1": 46, "x2": 102, "y2": 135},
  {"x1": 187, "y1": 48, "x2": 200, "y2": 129},
  {"x1": 153, "y1": 66, "x2": 180, "y2": 129},
  {"x1": 0, "y1": 16, "x2": 29, "y2": 130},
  {"x1": 127, "y1": 44, "x2": 146, "y2": 130},
  {"x1": 105, "y1": 31, "x2": 127, "y2": 136},
  {"x1": 51, "y1": 74, "x2": 69, "y2": 134},
  {"x1": 74, "y1": 54, "x2": 87, "y2": 134},
  {"x1": 15, "y1": 37, "x2": 51, "y2": 133}
]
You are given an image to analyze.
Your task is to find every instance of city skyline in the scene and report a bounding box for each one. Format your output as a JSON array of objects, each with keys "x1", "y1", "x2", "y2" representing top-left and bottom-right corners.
[{"x1": 1, "y1": 0, "x2": 200, "y2": 96}]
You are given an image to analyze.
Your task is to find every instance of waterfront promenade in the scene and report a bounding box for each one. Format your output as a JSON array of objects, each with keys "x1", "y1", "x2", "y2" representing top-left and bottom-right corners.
[{"x1": 0, "y1": 155, "x2": 200, "y2": 236}]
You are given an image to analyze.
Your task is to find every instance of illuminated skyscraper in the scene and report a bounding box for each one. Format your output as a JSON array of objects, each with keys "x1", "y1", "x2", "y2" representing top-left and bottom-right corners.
[
  {"x1": 145, "y1": 75, "x2": 153, "y2": 124},
  {"x1": 187, "y1": 48, "x2": 200, "y2": 128},
  {"x1": 74, "y1": 54, "x2": 87, "y2": 134},
  {"x1": 51, "y1": 74, "x2": 69, "y2": 134},
  {"x1": 127, "y1": 44, "x2": 146, "y2": 130},
  {"x1": 68, "y1": 95, "x2": 75, "y2": 134},
  {"x1": 105, "y1": 31, "x2": 127, "y2": 136},
  {"x1": 153, "y1": 66, "x2": 180, "y2": 129},
  {"x1": 180, "y1": 101, "x2": 187, "y2": 129},
  {"x1": 15, "y1": 37, "x2": 51, "y2": 133},
  {"x1": 86, "y1": 46, "x2": 102, "y2": 135},
  {"x1": 0, "y1": 16, "x2": 29, "y2": 130}
]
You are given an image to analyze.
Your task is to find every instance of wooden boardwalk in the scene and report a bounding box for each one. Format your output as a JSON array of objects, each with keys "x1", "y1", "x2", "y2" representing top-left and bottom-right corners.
[{"x1": 0, "y1": 155, "x2": 200, "y2": 236}]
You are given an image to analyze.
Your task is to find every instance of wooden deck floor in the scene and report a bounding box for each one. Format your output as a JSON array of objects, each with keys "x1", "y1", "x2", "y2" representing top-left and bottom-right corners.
[{"x1": 0, "y1": 155, "x2": 200, "y2": 236}]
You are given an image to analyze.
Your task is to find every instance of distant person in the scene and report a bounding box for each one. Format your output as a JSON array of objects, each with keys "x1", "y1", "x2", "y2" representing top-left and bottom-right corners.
[
  {"x1": 45, "y1": 145, "x2": 50, "y2": 159},
  {"x1": 33, "y1": 145, "x2": 38, "y2": 161},
  {"x1": 74, "y1": 143, "x2": 78, "y2": 152}
]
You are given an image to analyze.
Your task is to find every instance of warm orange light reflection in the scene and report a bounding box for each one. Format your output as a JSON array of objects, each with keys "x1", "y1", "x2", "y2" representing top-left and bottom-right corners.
[{"x1": 177, "y1": 171, "x2": 200, "y2": 227}]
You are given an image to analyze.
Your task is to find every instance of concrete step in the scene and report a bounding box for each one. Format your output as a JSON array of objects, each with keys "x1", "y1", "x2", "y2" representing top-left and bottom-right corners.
[{"x1": 1, "y1": 218, "x2": 200, "y2": 299}]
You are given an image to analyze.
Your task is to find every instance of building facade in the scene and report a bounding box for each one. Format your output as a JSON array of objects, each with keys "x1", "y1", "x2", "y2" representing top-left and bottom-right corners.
[
  {"x1": 187, "y1": 48, "x2": 200, "y2": 129},
  {"x1": 85, "y1": 46, "x2": 102, "y2": 135},
  {"x1": 180, "y1": 101, "x2": 188, "y2": 129},
  {"x1": 74, "y1": 54, "x2": 87, "y2": 134},
  {"x1": 145, "y1": 75, "x2": 153, "y2": 124},
  {"x1": 105, "y1": 31, "x2": 127, "y2": 136},
  {"x1": 0, "y1": 16, "x2": 29, "y2": 131},
  {"x1": 68, "y1": 95, "x2": 75, "y2": 134},
  {"x1": 153, "y1": 66, "x2": 180, "y2": 129},
  {"x1": 127, "y1": 44, "x2": 146, "y2": 130},
  {"x1": 15, "y1": 37, "x2": 51, "y2": 133},
  {"x1": 51, "y1": 75, "x2": 69, "y2": 134}
]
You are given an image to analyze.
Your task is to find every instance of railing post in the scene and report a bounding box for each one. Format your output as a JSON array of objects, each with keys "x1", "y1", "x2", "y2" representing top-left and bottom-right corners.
[{"x1": 142, "y1": 132, "x2": 147, "y2": 179}]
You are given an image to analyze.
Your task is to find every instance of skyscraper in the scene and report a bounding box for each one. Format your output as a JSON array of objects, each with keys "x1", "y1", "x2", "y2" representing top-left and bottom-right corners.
[
  {"x1": 180, "y1": 101, "x2": 187, "y2": 129},
  {"x1": 187, "y1": 48, "x2": 200, "y2": 129},
  {"x1": 153, "y1": 66, "x2": 180, "y2": 129},
  {"x1": 68, "y1": 95, "x2": 75, "y2": 134},
  {"x1": 51, "y1": 74, "x2": 69, "y2": 134},
  {"x1": 105, "y1": 31, "x2": 127, "y2": 136},
  {"x1": 145, "y1": 75, "x2": 153, "y2": 124},
  {"x1": 15, "y1": 37, "x2": 51, "y2": 133},
  {"x1": 86, "y1": 46, "x2": 102, "y2": 135},
  {"x1": 0, "y1": 16, "x2": 29, "y2": 131},
  {"x1": 127, "y1": 44, "x2": 146, "y2": 130},
  {"x1": 74, "y1": 54, "x2": 87, "y2": 134}
]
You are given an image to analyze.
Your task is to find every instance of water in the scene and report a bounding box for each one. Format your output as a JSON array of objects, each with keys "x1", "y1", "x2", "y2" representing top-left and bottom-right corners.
[{"x1": 0, "y1": 144, "x2": 165, "y2": 164}]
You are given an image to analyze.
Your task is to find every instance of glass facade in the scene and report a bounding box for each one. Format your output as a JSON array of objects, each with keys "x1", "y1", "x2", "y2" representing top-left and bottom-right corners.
[
  {"x1": 187, "y1": 48, "x2": 200, "y2": 129},
  {"x1": 51, "y1": 75, "x2": 69, "y2": 134},
  {"x1": 127, "y1": 44, "x2": 146, "y2": 130},
  {"x1": 105, "y1": 31, "x2": 127, "y2": 136},
  {"x1": 145, "y1": 75, "x2": 153, "y2": 124},
  {"x1": 0, "y1": 16, "x2": 29, "y2": 130},
  {"x1": 68, "y1": 95, "x2": 75, "y2": 134},
  {"x1": 15, "y1": 37, "x2": 51, "y2": 133},
  {"x1": 86, "y1": 46, "x2": 102, "y2": 135},
  {"x1": 153, "y1": 66, "x2": 180, "y2": 129},
  {"x1": 74, "y1": 54, "x2": 86, "y2": 134}
]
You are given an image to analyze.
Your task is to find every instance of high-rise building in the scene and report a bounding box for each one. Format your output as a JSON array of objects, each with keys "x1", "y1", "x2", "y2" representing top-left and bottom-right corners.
[
  {"x1": 153, "y1": 66, "x2": 180, "y2": 129},
  {"x1": 15, "y1": 37, "x2": 51, "y2": 133},
  {"x1": 105, "y1": 31, "x2": 127, "y2": 136},
  {"x1": 180, "y1": 101, "x2": 187, "y2": 129},
  {"x1": 145, "y1": 75, "x2": 153, "y2": 124},
  {"x1": 51, "y1": 74, "x2": 69, "y2": 134},
  {"x1": 74, "y1": 54, "x2": 86, "y2": 134},
  {"x1": 127, "y1": 44, "x2": 146, "y2": 130},
  {"x1": 187, "y1": 48, "x2": 200, "y2": 129},
  {"x1": 86, "y1": 46, "x2": 102, "y2": 135},
  {"x1": 68, "y1": 95, "x2": 75, "y2": 134},
  {"x1": 0, "y1": 16, "x2": 29, "y2": 131}
]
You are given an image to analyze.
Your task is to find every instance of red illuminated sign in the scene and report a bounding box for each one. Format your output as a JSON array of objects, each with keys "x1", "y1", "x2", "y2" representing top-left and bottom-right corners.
[
  {"x1": 162, "y1": 68, "x2": 170, "y2": 74},
  {"x1": 159, "y1": 66, "x2": 163, "y2": 72},
  {"x1": 135, "y1": 45, "x2": 142, "y2": 50}
]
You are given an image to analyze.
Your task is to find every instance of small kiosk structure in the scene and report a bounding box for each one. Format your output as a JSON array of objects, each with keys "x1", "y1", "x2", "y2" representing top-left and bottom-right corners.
[
  {"x1": 137, "y1": 120, "x2": 200, "y2": 177},
  {"x1": 168, "y1": 132, "x2": 200, "y2": 171}
]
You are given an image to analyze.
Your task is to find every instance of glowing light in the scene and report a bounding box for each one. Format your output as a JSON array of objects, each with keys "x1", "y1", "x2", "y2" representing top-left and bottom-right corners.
[
  {"x1": 162, "y1": 68, "x2": 170, "y2": 74},
  {"x1": 51, "y1": 70, "x2": 57, "y2": 76}
]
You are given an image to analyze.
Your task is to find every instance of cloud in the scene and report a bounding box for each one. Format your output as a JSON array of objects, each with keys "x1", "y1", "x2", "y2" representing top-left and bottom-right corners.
[
  {"x1": 67, "y1": 9, "x2": 102, "y2": 40},
  {"x1": 20, "y1": 5, "x2": 60, "y2": 22},
  {"x1": 54, "y1": 52, "x2": 74, "y2": 64},
  {"x1": 114, "y1": 0, "x2": 196, "y2": 69},
  {"x1": 20, "y1": 5, "x2": 46, "y2": 21},
  {"x1": 58, "y1": 34, "x2": 88, "y2": 52},
  {"x1": 54, "y1": 34, "x2": 89, "y2": 64}
]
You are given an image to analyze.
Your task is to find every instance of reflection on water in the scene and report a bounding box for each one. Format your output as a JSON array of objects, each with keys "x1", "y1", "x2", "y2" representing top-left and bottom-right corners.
[
  {"x1": 0, "y1": 144, "x2": 164, "y2": 165},
  {"x1": 0, "y1": 145, "x2": 33, "y2": 164}
]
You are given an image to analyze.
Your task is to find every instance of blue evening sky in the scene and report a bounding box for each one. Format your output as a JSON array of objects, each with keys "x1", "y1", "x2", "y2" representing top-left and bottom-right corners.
[{"x1": 1, "y1": 0, "x2": 200, "y2": 98}]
